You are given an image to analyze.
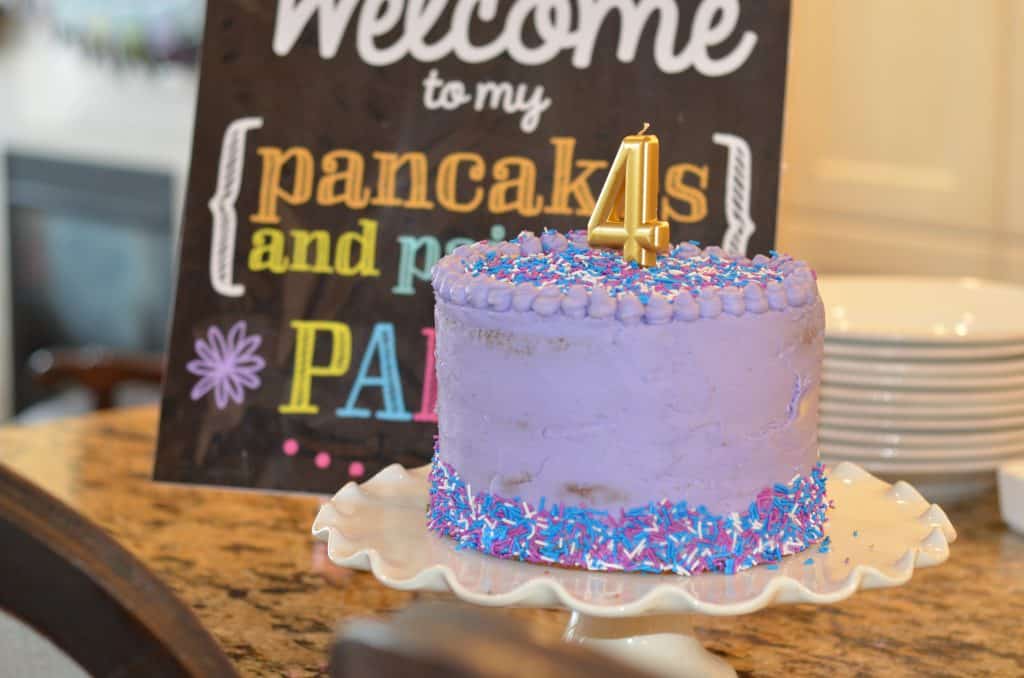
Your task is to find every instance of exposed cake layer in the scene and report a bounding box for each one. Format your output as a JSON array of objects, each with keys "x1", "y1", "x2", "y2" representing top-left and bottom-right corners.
[{"x1": 428, "y1": 446, "x2": 829, "y2": 574}]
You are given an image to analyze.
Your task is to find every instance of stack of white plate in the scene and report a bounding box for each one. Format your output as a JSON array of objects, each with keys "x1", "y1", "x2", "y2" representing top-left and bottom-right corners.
[{"x1": 817, "y1": 276, "x2": 1024, "y2": 503}]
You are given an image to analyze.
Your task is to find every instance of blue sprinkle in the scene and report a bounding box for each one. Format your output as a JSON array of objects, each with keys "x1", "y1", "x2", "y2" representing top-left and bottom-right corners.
[
  {"x1": 460, "y1": 231, "x2": 786, "y2": 301},
  {"x1": 426, "y1": 442, "x2": 829, "y2": 576},
  {"x1": 853, "y1": 530, "x2": 859, "y2": 538},
  {"x1": 803, "y1": 557, "x2": 814, "y2": 566}
]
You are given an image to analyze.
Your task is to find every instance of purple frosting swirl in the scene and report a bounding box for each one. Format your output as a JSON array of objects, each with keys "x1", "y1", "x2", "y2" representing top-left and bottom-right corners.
[{"x1": 432, "y1": 231, "x2": 820, "y2": 324}]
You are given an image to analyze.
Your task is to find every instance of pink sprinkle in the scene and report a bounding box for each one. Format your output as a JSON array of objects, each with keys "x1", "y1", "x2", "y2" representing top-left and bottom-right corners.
[
  {"x1": 282, "y1": 438, "x2": 299, "y2": 456},
  {"x1": 348, "y1": 460, "x2": 365, "y2": 478},
  {"x1": 314, "y1": 451, "x2": 331, "y2": 469}
]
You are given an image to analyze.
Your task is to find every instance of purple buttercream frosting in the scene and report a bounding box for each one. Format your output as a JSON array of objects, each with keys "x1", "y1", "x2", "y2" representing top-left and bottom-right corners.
[
  {"x1": 587, "y1": 286, "x2": 617, "y2": 319},
  {"x1": 672, "y1": 293, "x2": 701, "y2": 321},
  {"x1": 615, "y1": 292, "x2": 645, "y2": 324},
  {"x1": 518, "y1": 232, "x2": 543, "y2": 256},
  {"x1": 560, "y1": 285, "x2": 589, "y2": 319},
  {"x1": 429, "y1": 229, "x2": 827, "y2": 573},
  {"x1": 644, "y1": 294, "x2": 673, "y2": 324},
  {"x1": 540, "y1": 229, "x2": 569, "y2": 253}
]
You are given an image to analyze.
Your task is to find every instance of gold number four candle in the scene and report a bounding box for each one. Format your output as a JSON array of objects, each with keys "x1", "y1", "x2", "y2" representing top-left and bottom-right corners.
[{"x1": 587, "y1": 124, "x2": 671, "y2": 267}]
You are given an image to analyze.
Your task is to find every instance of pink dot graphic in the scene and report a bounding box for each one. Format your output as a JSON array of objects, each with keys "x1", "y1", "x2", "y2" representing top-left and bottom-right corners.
[
  {"x1": 314, "y1": 451, "x2": 332, "y2": 469},
  {"x1": 282, "y1": 438, "x2": 299, "y2": 456},
  {"x1": 348, "y1": 461, "x2": 365, "y2": 478}
]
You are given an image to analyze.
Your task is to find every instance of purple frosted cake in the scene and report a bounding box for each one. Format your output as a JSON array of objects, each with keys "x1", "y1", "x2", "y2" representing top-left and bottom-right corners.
[{"x1": 426, "y1": 229, "x2": 828, "y2": 575}]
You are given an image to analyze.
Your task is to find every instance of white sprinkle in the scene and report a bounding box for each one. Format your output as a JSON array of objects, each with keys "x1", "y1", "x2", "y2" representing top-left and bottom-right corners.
[{"x1": 625, "y1": 539, "x2": 647, "y2": 560}]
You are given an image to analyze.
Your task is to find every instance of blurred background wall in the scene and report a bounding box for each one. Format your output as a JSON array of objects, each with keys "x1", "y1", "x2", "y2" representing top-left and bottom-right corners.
[
  {"x1": 0, "y1": 0, "x2": 1021, "y2": 422},
  {"x1": 0, "y1": 1, "x2": 198, "y2": 421},
  {"x1": 780, "y1": 0, "x2": 1024, "y2": 282}
]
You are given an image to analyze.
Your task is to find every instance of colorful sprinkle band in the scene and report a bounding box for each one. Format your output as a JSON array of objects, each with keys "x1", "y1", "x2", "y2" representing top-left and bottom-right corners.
[
  {"x1": 427, "y1": 446, "x2": 830, "y2": 575},
  {"x1": 462, "y1": 230, "x2": 789, "y2": 303},
  {"x1": 433, "y1": 233, "x2": 819, "y2": 323}
]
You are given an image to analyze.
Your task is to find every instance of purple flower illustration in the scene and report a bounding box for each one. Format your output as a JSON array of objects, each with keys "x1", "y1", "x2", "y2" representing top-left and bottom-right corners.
[{"x1": 187, "y1": 321, "x2": 266, "y2": 409}]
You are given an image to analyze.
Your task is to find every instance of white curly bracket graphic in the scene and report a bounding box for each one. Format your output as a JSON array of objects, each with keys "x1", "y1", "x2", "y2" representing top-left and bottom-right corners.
[
  {"x1": 208, "y1": 116, "x2": 263, "y2": 298},
  {"x1": 712, "y1": 132, "x2": 756, "y2": 257}
]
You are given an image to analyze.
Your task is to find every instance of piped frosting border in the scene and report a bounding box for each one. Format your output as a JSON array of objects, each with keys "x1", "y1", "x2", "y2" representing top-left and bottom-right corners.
[
  {"x1": 427, "y1": 444, "x2": 830, "y2": 575},
  {"x1": 430, "y1": 230, "x2": 819, "y2": 324}
]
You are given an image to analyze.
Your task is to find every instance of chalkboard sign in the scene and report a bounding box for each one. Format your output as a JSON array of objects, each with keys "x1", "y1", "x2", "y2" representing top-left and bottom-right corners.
[{"x1": 154, "y1": 0, "x2": 791, "y2": 492}]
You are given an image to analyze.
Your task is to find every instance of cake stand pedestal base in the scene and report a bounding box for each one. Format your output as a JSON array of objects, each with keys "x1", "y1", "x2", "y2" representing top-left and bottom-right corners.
[{"x1": 564, "y1": 612, "x2": 735, "y2": 678}]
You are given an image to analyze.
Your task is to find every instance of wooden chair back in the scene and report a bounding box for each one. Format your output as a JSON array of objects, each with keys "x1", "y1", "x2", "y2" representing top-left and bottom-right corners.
[{"x1": 0, "y1": 463, "x2": 237, "y2": 677}]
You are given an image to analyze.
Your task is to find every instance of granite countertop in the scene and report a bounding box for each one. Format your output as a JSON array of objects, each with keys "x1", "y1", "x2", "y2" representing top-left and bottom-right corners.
[{"x1": 0, "y1": 407, "x2": 1021, "y2": 676}]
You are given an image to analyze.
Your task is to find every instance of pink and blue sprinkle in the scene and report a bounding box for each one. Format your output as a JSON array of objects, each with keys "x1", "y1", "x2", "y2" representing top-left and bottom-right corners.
[
  {"x1": 462, "y1": 231, "x2": 788, "y2": 304},
  {"x1": 426, "y1": 443, "x2": 830, "y2": 576}
]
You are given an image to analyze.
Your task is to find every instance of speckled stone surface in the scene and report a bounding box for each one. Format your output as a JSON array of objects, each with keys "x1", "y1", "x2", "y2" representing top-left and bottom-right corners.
[{"x1": 1, "y1": 407, "x2": 1021, "y2": 676}]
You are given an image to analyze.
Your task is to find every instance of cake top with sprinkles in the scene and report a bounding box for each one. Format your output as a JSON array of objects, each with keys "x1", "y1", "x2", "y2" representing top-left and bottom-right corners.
[
  {"x1": 431, "y1": 229, "x2": 819, "y2": 323},
  {"x1": 467, "y1": 229, "x2": 790, "y2": 302}
]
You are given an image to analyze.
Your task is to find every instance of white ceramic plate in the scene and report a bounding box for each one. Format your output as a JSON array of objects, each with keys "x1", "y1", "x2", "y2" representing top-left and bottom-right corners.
[
  {"x1": 820, "y1": 439, "x2": 1024, "y2": 463},
  {"x1": 820, "y1": 398, "x2": 1024, "y2": 420},
  {"x1": 998, "y1": 461, "x2": 1024, "y2": 534},
  {"x1": 312, "y1": 463, "x2": 955, "y2": 617},
  {"x1": 872, "y1": 470, "x2": 994, "y2": 505},
  {"x1": 822, "y1": 384, "x2": 1024, "y2": 407},
  {"x1": 825, "y1": 340, "x2": 1024, "y2": 361},
  {"x1": 820, "y1": 411, "x2": 1024, "y2": 433},
  {"x1": 824, "y1": 371, "x2": 1024, "y2": 391},
  {"x1": 821, "y1": 426, "x2": 1024, "y2": 449},
  {"x1": 818, "y1": 275, "x2": 1024, "y2": 344},
  {"x1": 824, "y1": 357, "x2": 1024, "y2": 378},
  {"x1": 820, "y1": 451, "x2": 1019, "y2": 474}
]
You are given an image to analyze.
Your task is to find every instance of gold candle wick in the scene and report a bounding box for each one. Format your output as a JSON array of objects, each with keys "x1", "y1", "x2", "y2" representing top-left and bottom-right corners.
[{"x1": 636, "y1": 122, "x2": 650, "y2": 135}]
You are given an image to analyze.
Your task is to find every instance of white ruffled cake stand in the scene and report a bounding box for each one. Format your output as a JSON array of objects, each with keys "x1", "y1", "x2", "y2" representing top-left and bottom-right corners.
[{"x1": 312, "y1": 462, "x2": 956, "y2": 678}]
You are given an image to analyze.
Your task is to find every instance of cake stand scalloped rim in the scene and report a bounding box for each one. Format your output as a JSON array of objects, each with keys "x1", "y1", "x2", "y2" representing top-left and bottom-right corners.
[{"x1": 312, "y1": 461, "x2": 957, "y2": 618}]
